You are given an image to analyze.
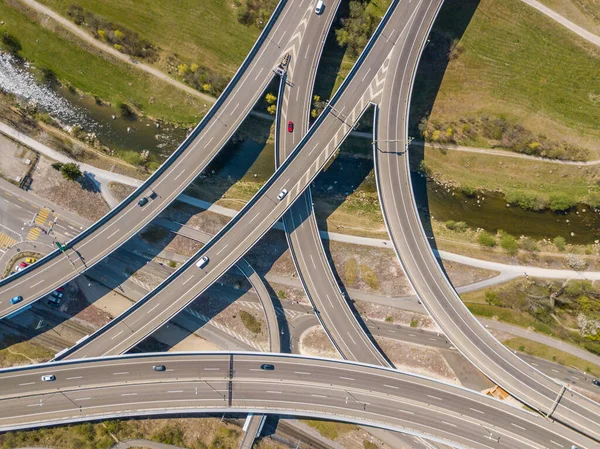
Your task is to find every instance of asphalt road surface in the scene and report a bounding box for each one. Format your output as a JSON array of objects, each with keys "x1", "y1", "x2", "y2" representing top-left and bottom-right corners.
[
  {"x1": 0, "y1": 353, "x2": 595, "y2": 449},
  {"x1": 374, "y1": 0, "x2": 600, "y2": 441},
  {"x1": 0, "y1": 0, "x2": 319, "y2": 318}
]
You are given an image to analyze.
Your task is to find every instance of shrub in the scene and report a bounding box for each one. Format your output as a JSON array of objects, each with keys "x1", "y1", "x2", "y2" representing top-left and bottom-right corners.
[
  {"x1": 335, "y1": 1, "x2": 379, "y2": 57},
  {"x1": 51, "y1": 162, "x2": 64, "y2": 171},
  {"x1": 265, "y1": 93, "x2": 277, "y2": 104},
  {"x1": 239, "y1": 310, "x2": 261, "y2": 334},
  {"x1": 553, "y1": 236, "x2": 566, "y2": 251},
  {"x1": 477, "y1": 231, "x2": 496, "y2": 247},
  {"x1": 485, "y1": 291, "x2": 502, "y2": 306},
  {"x1": 587, "y1": 191, "x2": 600, "y2": 208},
  {"x1": 519, "y1": 237, "x2": 538, "y2": 252},
  {"x1": 344, "y1": 259, "x2": 359, "y2": 287},
  {"x1": 385, "y1": 316, "x2": 393, "y2": 323},
  {"x1": 505, "y1": 190, "x2": 548, "y2": 211},
  {"x1": 1, "y1": 32, "x2": 22, "y2": 54},
  {"x1": 409, "y1": 319, "x2": 419, "y2": 327},
  {"x1": 360, "y1": 264, "x2": 379, "y2": 290},
  {"x1": 445, "y1": 220, "x2": 468, "y2": 232},
  {"x1": 500, "y1": 233, "x2": 518, "y2": 254},
  {"x1": 118, "y1": 102, "x2": 134, "y2": 117},
  {"x1": 549, "y1": 193, "x2": 574, "y2": 211},
  {"x1": 60, "y1": 162, "x2": 82, "y2": 181},
  {"x1": 364, "y1": 441, "x2": 379, "y2": 449},
  {"x1": 277, "y1": 290, "x2": 287, "y2": 299}
]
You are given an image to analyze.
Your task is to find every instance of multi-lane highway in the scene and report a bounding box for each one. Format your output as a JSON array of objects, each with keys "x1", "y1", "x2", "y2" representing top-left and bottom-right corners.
[
  {"x1": 52, "y1": 0, "x2": 412, "y2": 360},
  {"x1": 0, "y1": 0, "x2": 320, "y2": 318},
  {"x1": 0, "y1": 353, "x2": 595, "y2": 449},
  {"x1": 276, "y1": 0, "x2": 387, "y2": 365},
  {"x1": 374, "y1": 0, "x2": 600, "y2": 442}
]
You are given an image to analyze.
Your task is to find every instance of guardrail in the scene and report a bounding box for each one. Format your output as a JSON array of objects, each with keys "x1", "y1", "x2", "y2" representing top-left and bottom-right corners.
[
  {"x1": 55, "y1": 0, "x2": 402, "y2": 360},
  {"x1": 0, "y1": 0, "x2": 289, "y2": 290}
]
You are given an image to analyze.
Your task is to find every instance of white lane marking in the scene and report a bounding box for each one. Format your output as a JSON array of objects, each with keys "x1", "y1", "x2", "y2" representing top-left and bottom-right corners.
[
  {"x1": 346, "y1": 332, "x2": 357, "y2": 345},
  {"x1": 552, "y1": 369, "x2": 559, "y2": 373},
  {"x1": 304, "y1": 43, "x2": 311, "y2": 59},
  {"x1": 442, "y1": 421, "x2": 457, "y2": 428},
  {"x1": 230, "y1": 103, "x2": 240, "y2": 116},
  {"x1": 249, "y1": 212, "x2": 261, "y2": 224},
  {"x1": 107, "y1": 229, "x2": 121, "y2": 240},
  {"x1": 469, "y1": 407, "x2": 484, "y2": 414},
  {"x1": 254, "y1": 67, "x2": 264, "y2": 80},
  {"x1": 339, "y1": 377, "x2": 354, "y2": 381},
  {"x1": 572, "y1": 376, "x2": 580, "y2": 380},
  {"x1": 204, "y1": 136, "x2": 215, "y2": 149},
  {"x1": 309, "y1": 254, "x2": 316, "y2": 269},
  {"x1": 427, "y1": 394, "x2": 442, "y2": 401},
  {"x1": 19, "y1": 382, "x2": 35, "y2": 386},
  {"x1": 361, "y1": 67, "x2": 372, "y2": 82},
  {"x1": 66, "y1": 376, "x2": 82, "y2": 380},
  {"x1": 511, "y1": 423, "x2": 526, "y2": 431},
  {"x1": 146, "y1": 303, "x2": 161, "y2": 315},
  {"x1": 311, "y1": 394, "x2": 327, "y2": 398},
  {"x1": 266, "y1": 391, "x2": 281, "y2": 394},
  {"x1": 121, "y1": 393, "x2": 137, "y2": 396},
  {"x1": 113, "y1": 371, "x2": 129, "y2": 375},
  {"x1": 203, "y1": 368, "x2": 220, "y2": 371},
  {"x1": 182, "y1": 275, "x2": 194, "y2": 286},
  {"x1": 76, "y1": 397, "x2": 91, "y2": 401},
  {"x1": 27, "y1": 404, "x2": 42, "y2": 407},
  {"x1": 384, "y1": 384, "x2": 399, "y2": 389},
  {"x1": 173, "y1": 170, "x2": 186, "y2": 181},
  {"x1": 408, "y1": 333, "x2": 416, "y2": 337},
  {"x1": 111, "y1": 330, "x2": 124, "y2": 340},
  {"x1": 168, "y1": 390, "x2": 184, "y2": 393},
  {"x1": 29, "y1": 280, "x2": 45, "y2": 289},
  {"x1": 216, "y1": 245, "x2": 229, "y2": 256},
  {"x1": 294, "y1": 371, "x2": 310, "y2": 375},
  {"x1": 550, "y1": 441, "x2": 564, "y2": 448}
]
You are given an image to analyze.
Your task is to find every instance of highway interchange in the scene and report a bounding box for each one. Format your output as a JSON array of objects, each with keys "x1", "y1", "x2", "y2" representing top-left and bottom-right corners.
[{"x1": 0, "y1": 0, "x2": 599, "y2": 447}]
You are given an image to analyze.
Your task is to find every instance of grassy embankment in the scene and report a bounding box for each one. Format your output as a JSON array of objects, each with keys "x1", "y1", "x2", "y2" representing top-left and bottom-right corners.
[
  {"x1": 0, "y1": 1, "x2": 209, "y2": 124},
  {"x1": 461, "y1": 278, "x2": 600, "y2": 369},
  {"x1": 414, "y1": 0, "x2": 600, "y2": 161},
  {"x1": 422, "y1": 146, "x2": 600, "y2": 211},
  {"x1": 36, "y1": 0, "x2": 260, "y2": 87},
  {"x1": 536, "y1": 0, "x2": 600, "y2": 35},
  {"x1": 0, "y1": 418, "x2": 243, "y2": 449}
]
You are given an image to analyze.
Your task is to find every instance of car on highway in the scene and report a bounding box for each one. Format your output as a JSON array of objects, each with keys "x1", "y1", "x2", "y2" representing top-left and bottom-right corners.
[
  {"x1": 277, "y1": 189, "x2": 288, "y2": 200},
  {"x1": 593, "y1": 379, "x2": 599, "y2": 387},
  {"x1": 41, "y1": 374, "x2": 55, "y2": 382},
  {"x1": 315, "y1": 0, "x2": 325, "y2": 14},
  {"x1": 287, "y1": 121, "x2": 294, "y2": 133},
  {"x1": 138, "y1": 197, "x2": 149, "y2": 207},
  {"x1": 10, "y1": 295, "x2": 23, "y2": 305},
  {"x1": 260, "y1": 364, "x2": 275, "y2": 371},
  {"x1": 152, "y1": 365, "x2": 166, "y2": 372},
  {"x1": 25, "y1": 258, "x2": 36, "y2": 264},
  {"x1": 196, "y1": 256, "x2": 209, "y2": 269}
]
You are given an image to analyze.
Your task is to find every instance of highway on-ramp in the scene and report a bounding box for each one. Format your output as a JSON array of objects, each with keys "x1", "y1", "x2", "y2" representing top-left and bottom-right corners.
[
  {"x1": 52, "y1": 0, "x2": 415, "y2": 361},
  {"x1": 0, "y1": 0, "x2": 318, "y2": 318},
  {"x1": 0, "y1": 353, "x2": 595, "y2": 449},
  {"x1": 373, "y1": 0, "x2": 600, "y2": 442}
]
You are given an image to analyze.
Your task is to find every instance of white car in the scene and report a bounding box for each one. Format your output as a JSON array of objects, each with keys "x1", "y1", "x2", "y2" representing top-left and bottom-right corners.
[
  {"x1": 41, "y1": 374, "x2": 56, "y2": 382},
  {"x1": 196, "y1": 256, "x2": 209, "y2": 269},
  {"x1": 315, "y1": 0, "x2": 325, "y2": 14},
  {"x1": 277, "y1": 189, "x2": 288, "y2": 200}
]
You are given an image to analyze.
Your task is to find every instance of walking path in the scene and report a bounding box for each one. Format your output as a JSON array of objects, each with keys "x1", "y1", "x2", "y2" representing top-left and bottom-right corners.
[
  {"x1": 519, "y1": 0, "x2": 600, "y2": 48},
  {"x1": 18, "y1": 0, "x2": 215, "y2": 103}
]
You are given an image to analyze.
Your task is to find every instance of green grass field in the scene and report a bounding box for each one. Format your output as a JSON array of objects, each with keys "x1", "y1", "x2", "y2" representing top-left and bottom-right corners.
[
  {"x1": 537, "y1": 0, "x2": 600, "y2": 35},
  {"x1": 423, "y1": 146, "x2": 600, "y2": 208},
  {"x1": 0, "y1": 1, "x2": 207, "y2": 124},
  {"x1": 37, "y1": 0, "x2": 260, "y2": 76},
  {"x1": 421, "y1": 0, "x2": 600, "y2": 158}
]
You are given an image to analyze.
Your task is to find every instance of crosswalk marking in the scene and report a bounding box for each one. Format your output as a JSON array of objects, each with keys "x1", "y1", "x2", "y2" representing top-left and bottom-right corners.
[
  {"x1": 35, "y1": 207, "x2": 51, "y2": 226},
  {"x1": 26, "y1": 227, "x2": 41, "y2": 242},
  {"x1": 0, "y1": 232, "x2": 16, "y2": 249}
]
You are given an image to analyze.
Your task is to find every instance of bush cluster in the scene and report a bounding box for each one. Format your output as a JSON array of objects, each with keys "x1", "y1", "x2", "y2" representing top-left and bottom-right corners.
[
  {"x1": 335, "y1": 1, "x2": 380, "y2": 57},
  {"x1": 235, "y1": 0, "x2": 278, "y2": 28},
  {"x1": 67, "y1": 4, "x2": 157, "y2": 61}
]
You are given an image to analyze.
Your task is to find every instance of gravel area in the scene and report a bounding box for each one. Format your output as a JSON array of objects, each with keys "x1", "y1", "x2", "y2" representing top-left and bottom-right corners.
[
  {"x1": 30, "y1": 156, "x2": 110, "y2": 221},
  {"x1": 355, "y1": 301, "x2": 440, "y2": 332},
  {"x1": 375, "y1": 337, "x2": 460, "y2": 384},
  {"x1": 299, "y1": 326, "x2": 341, "y2": 360},
  {"x1": 109, "y1": 181, "x2": 136, "y2": 202},
  {"x1": 0, "y1": 133, "x2": 36, "y2": 182}
]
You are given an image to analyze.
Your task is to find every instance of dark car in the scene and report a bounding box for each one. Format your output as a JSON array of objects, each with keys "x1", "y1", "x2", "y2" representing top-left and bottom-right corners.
[
  {"x1": 138, "y1": 197, "x2": 149, "y2": 207},
  {"x1": 10, "y1": 295, "x2": 23, "y2": 305},
  {"x1": 152, "y1": 365, "x2": 166, "y2": 372},
  {"x1": 287, "y1": 121, "x2": 294, "y2": 133},
  {"x1": 593, "y1": 379, "x2": 600, "y2": 387},
  {"x1": 260, "y1": 364, "x2": 275, "y2": 371}
]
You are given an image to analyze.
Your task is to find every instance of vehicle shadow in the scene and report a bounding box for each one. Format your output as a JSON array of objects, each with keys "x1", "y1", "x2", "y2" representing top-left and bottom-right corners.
[{"x1": 406, "y1": 0, "x2": 480, "y2": 275}]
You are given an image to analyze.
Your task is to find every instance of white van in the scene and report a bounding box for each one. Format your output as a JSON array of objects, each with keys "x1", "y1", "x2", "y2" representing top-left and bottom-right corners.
[
  {"x1": 196, "y1": 256, "x2": 209, "y2": 269},
  {"x1": 315, "y1": 0, "x2": 324, "y2": 14}
]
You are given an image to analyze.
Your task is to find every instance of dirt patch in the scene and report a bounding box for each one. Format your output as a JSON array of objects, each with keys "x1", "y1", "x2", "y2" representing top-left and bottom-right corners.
[
  {"x1": 267, "y1": 282, "x2": 309, "y2": 305},
  {"x1": 109, "y1": 181, "x2": 136, "y2": 202},
  {"x1": 299, "y1": 326, "x2": 341, "y2": 360},
  {"x1": 30, "y1": 156, "x2": 110, "y2": 221},
  {"x1": 0, "y1": 133, "x2": 37, "y2": 183},
  {"x1": 375, "y1": 337, "x2": 460, "y2": 384},
  {"x1": 443, "y1": 260, "x2": 499, "y2": 286},
  {"x1": 162, "y1": 201, "x2": 231, "y2": 236},
  {"x1": 355, "y1": 301, "x2": 440, "y2": 332}
]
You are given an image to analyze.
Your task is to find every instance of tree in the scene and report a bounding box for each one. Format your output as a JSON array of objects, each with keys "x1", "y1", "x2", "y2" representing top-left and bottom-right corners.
[
  {"x1": 553, "y1": 236, "x2": 566, "y2": 251},
  {"x1": 266, "y1": 104, "x2": 276, "y2": 115},
  {"x1": 60, "y1": 163, "x2": 82, "y2": 181},
  {"x1": 500, "y1": 233, "x2": 518, "y2": 255},
  {"x1": 477, "y1": 231, "x2": 496, "y2": 248},
  {"x1": 265, "y1": 93, "x2": 277, "y2": 104}
]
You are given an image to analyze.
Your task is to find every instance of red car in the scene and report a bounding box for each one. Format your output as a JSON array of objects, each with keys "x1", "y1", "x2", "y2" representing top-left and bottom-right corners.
[
  {"x1": 19, "y1": 262, "x2": 28, "y2": 268},
  {"x1": 287, "y1": 121, "x2": 294, "y2": 133},
  {"x1": 56, "y1": 287, "x2": 65, "y2": 293}
]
